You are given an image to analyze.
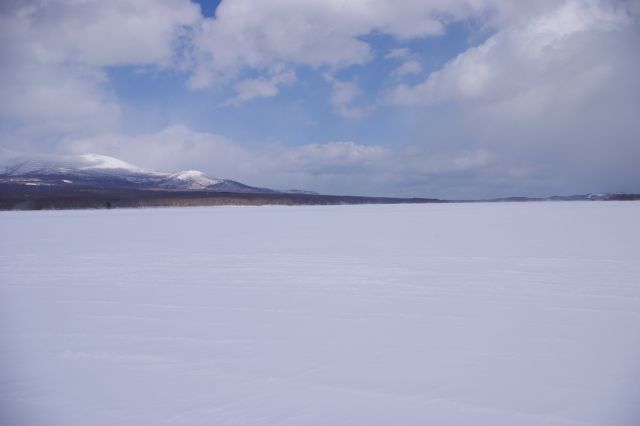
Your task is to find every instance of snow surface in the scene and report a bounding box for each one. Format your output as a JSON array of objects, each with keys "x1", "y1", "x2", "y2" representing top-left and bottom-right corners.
[
  {"x1": 0, "y1": 149, "x2": 143, "y2": 175},
  {"x1": 166, "y1": 170, "x2": 224, "y2": 188},
  {"x1": 79, "y1": 154, "x2": 142, "y2": 172},
  {"x1": 1, "y1": 202, "x2": 639, "y2": 426}
]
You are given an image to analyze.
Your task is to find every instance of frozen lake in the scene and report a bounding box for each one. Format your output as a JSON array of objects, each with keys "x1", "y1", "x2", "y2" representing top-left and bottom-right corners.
[{"x1": 1, "y1": 202, "x2": 639, "y2": 425}]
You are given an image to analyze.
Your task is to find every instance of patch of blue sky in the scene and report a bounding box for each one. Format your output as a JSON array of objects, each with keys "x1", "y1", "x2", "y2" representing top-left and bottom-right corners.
[
  {"x1": 192, "y1": 0, "x2": 223, "y2": 19},
  {"x1": 105, "y1": 17, "x2": 486, "y2": 149}
]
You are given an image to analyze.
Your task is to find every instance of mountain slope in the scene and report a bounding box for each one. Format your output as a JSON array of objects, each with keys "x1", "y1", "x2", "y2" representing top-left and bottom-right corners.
[{"x1": 0, "y1": 148, "x2": 277, "y2": 193}]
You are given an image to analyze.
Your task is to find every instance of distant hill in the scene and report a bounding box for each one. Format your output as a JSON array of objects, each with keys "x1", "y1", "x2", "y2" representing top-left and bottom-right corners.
[
  {"x1": 0, "y1": 148, "x2": 637, "y2": 210},
  {"x1": 0, "y1": 148, "x2": 439, "y2": 209},
  {"x1": 483, "y1": 194, "x2": 640, "y2": 202},
  {"x1": 0, "y1": 147, "x2": 283, "y2": 193}
]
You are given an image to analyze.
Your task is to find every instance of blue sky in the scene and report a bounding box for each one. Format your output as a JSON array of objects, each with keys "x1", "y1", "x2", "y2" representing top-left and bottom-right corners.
[
  {"x1": 194, "y1": 0, "x2": 223, "y2": 18},
  {"x1": 1, "y1": 0, "x2": 639, "y2": 197},
  {"x1": 106, "y1": 10, "x2": 479, "y2": 148}
]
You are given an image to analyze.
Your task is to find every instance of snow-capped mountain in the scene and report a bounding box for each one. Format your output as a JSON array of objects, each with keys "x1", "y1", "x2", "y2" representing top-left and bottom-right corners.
[
  {"x1": 0, "y1": 148, "x2": 277, "y2": 193},
  {"x1": 164, "y1": 170, "x2": 224, "y2": 189}
]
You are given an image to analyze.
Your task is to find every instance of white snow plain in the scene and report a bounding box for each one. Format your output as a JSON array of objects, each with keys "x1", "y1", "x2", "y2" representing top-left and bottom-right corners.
[{"x1": 1, "y1": 202, "x2": 639, "y2": 426}]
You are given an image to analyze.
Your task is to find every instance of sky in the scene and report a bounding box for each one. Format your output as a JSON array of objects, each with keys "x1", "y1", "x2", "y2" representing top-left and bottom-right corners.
[{"x1": 1, "y1": 0, "x2": 639, "y2": 198}]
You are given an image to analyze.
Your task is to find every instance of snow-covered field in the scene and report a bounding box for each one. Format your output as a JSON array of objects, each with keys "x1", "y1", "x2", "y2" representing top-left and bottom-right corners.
[{"x1": 1, "y1": 202, "x2": 639, "y2": 426}]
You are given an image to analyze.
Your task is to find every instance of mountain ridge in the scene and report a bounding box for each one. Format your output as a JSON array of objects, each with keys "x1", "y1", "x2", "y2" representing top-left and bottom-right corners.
[
  {"x1": 0, "y1": 148, "x2": 287, "y2": 194},
  {"x1": 1, "y1": 148, "x2": 638, "y2": 211}
]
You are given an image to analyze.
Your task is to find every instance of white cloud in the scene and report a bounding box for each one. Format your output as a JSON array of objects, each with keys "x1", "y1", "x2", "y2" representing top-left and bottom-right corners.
[
  {"x1": 0, "y1": 64, "x2": 121, "y2": 136},
  {"x1": 187, "y1": 1, "x2": 628, "y2": 115},
  {"x1": 219, "y1": 69, "x2": 296, "y2": 107},
  {"x1": 386, "y1": 0, "x2": 633, "y2": 105},
  {"x1": 284, "y1": 141, "x2": 389, "y2": 173},
  {"x1": 386, "y1": 0, "x2": 640, "y2": 195},
  {"x1": 391, "y1": 60, "x2": 423, "y2": 78},
  {"x1": 326, "y1": 77, "x2": 371, "y2": 119},
  {"x1": 386, "y1": 47, "x2": 423, "y2": 81},
  {"x1": 61, "y1": 125, "x2": 246, "y2": 177},
  {"x1": 188, "y1": 0, "x2": 505, "y2": 89},
  {"x1": 60, "y1": 125, "x2": 501, "y2": 198},
  {"x1": 0, "y1": 0, "x2": 200, "y2": 136},
  {"x1": 385, "y1": 48, "x2": 412, "y2": 60},
  {"x1": 3, "y1": 0, "x2": 200, "y2": 68}
]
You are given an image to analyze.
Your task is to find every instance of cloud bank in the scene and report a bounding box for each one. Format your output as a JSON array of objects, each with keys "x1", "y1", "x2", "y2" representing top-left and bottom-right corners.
[{"x1": 62, "y1": 125, "x2": 553, "y2": 199}]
